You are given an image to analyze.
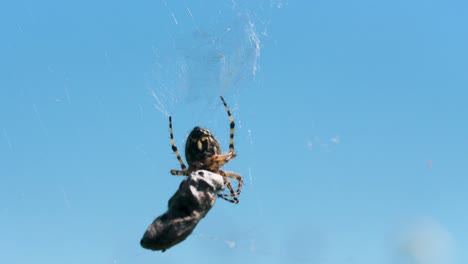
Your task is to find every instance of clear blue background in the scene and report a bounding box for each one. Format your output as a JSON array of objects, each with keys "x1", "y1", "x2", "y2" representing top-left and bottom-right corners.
[{"x1": 1, "y1": 0, "x2": 467, "y2": 263}]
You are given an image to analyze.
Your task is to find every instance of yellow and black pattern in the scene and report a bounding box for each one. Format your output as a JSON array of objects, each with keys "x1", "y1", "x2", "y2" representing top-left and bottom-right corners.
[
  {"x1": 169, "y1": 116, "x2": 187, "y2": 175},
  {"x1": 220, "y1": 96, "x2": 235, "y2": 153},
  {"x1": 168, "y1": 96, "x2": 243, "y2": 203}
]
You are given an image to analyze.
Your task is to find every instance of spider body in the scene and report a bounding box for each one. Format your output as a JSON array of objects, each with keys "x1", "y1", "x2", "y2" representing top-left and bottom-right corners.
[
  {"x1": 185, "y1": 127, "x2": 221, "y2": 171},
  {"x1": 169, "y1": 96, "x2": 243, "y2": 204}
]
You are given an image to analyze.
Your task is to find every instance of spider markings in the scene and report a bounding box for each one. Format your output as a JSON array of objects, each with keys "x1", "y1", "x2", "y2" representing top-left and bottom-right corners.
[{"x1": 169, "y1": 96, "x2": 243, "y2": 204}]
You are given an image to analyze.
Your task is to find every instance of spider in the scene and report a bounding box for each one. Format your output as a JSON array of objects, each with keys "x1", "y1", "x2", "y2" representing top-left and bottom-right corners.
[{"x1": 168, "y1": 96, "x2": 243, "y2": 204}]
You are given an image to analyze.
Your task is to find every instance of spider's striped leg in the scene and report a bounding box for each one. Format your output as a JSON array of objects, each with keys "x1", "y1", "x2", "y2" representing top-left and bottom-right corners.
[
  {"x1": 218, "y1": 170, "x2": 243, "y2": 197},
  {"x1": 169, "y1": 116, "x2": 188, "y2": 175},
  {"x1": 218, "y1": 175, "x2": 239, "y2": 204},
  {"x1": 220, "y1": 96, "x2": 235, "y2": 154},
  {"x1": 170, "y1": 169, "x2": 188, "y2": 176},
  {"x1": 218, "y1": 194, "x2": 238, "y2": 204},
  {"x1": 205, "y1": 152, "x2": 237, "y2": 170}
]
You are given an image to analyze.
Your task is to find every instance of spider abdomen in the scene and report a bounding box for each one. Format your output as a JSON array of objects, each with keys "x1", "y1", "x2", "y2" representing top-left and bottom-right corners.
[{"x1": 185, "y1": 127, "x2": 221, "y2": 169}]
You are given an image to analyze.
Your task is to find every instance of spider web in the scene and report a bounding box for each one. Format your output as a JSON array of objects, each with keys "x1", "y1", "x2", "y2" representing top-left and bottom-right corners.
[
  {"x1": 145, "y1": 0, "x2": 288, "y2": 261},
  {"x1": 149, "y1": 1, "x2": 271, "y2": 117}
]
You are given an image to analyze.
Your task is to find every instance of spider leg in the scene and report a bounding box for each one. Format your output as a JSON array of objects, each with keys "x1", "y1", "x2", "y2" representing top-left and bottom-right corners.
[
  {"x1": 218, "y1": 175, "x2": 239, "y2": 204},
  {"x1": 205, "y1": 152, "x2": 237, "y2": 170},
  {"x1": 218, "y1": 170, "x2": 243, "y2": 197},
  {"x1": 220, "y1": 96, "x2": 235, "y2": 154},
  {"x1": 169, "y1": 116, "x2": 187, "y2": 172},
  {"x1": 170, "y1": 169, "x2": 189, "y2": 176}
]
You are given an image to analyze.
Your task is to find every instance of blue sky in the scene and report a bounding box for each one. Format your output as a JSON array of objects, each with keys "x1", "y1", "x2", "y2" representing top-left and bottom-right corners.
[{"x1": 1, "y1": 0, "x2": 468, "y2": 263}]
